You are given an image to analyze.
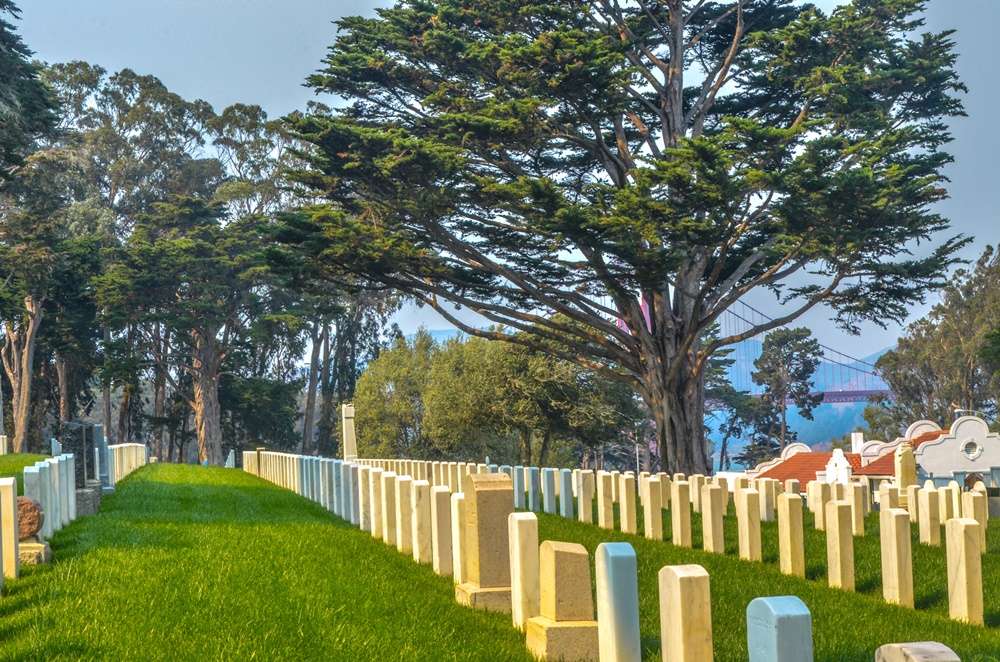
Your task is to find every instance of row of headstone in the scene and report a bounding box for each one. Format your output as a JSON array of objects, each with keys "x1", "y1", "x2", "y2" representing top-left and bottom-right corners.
[
  {"x1": 23, "y1": 454, "x2": 78, "y2": 541},
  {"x1": 247, "y1": 452, "x2": 963, "y2": 660},
  {"x1": 105, "y1": 443, "x2": 149, "y2": 487}
]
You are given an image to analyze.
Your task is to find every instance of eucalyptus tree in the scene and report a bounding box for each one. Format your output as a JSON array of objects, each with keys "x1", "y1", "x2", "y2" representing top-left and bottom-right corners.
[{"x1": 285, "y1": 0, "x2": 968, "y2": 472}]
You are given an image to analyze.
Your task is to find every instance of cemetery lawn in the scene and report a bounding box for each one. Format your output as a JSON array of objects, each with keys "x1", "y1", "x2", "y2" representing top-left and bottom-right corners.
[
  {"x1": 3, "y1": 464, "x2": 534, "y2": 661},
  {"x1": 535, "y1": 504, "x2": 1000, "y2": 661},
  {"x1": 7, "y1": 467, "x2": 998, "y2": 661},
  {"x1": 0, "y1": 453, "x2": 48, "y2": 494}
]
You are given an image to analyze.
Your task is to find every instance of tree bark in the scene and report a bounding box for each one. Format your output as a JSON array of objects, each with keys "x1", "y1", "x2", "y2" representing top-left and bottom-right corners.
[
  {"x1": 645, "y1": 359, "x2": 711, "y2": 476},
  {"x1": 102, "y1": 324, "x2": 112, "y2": 443},
  {"x1": 315, "y1": 324, "x2": 334, "y2": 454},
  {"x1": 1, "y1": 296, "x2": 43, "y2": 453},
  {"x1": 301, "y1": 320, "x2": 322, "y2": 452},
  {"x1": 191, "y1": 327, "x2": 224, "y2": 465},
  {"x1": 55, "y1": 353, "x2": 71, "y2": 424},
  {"x1": 152, "y1": 323, "x2": 168, "y2": 461}
]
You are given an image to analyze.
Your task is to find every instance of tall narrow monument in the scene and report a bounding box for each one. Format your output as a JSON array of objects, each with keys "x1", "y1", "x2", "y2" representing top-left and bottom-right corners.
[{"x1": 341, "y1": 403, "x2": 358, "y2": 461}]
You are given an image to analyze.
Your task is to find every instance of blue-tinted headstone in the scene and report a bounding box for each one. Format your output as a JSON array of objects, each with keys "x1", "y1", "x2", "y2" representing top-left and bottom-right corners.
[
  {"x1": 595, "y1": 542, "x2": 641, "y2": 660},
  {"x1": 527, "y1": 467, "x2": 541, "y2": 512},
  {"x1": 542, "y1": 468, "x2": 557, "y2": 514},
  {"x1": 746, "y1": 596, "x2": 814, "y2": 662},
  {"x1": 512, "y1": 466, "x2": 525, "y2": 509},
  {"x1": 559, "y1": 469, "x2": 575, "y2": 519}
]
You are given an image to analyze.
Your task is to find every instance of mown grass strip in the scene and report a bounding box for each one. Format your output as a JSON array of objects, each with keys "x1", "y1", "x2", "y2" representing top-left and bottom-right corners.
[{"x1": 3, "y1": 464, "x2": 531, "y2": 661}]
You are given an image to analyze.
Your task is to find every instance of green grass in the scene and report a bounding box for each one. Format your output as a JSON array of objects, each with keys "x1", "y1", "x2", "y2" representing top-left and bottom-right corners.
[
  {"x1": 0, "y1": 453, "x2": 48, "y2": 494},
  {"x1": 530, "y1": 499, "x2": 1000, "y2": 661},
  {"x1": 3, "y1": 464, "x2": 532, "y2": 661},
  {"x1": 6, "y1": 465, "x2": 998, "y2": 660}
]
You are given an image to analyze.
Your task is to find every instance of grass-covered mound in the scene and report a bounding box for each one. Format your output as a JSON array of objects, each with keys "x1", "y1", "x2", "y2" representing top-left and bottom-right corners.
[
  {"x1": 0, "y1": 453, "x2": 48, "y2": 494},
  {"x1": 4, "y1": 464, "x2": 532, "y2": 660}
]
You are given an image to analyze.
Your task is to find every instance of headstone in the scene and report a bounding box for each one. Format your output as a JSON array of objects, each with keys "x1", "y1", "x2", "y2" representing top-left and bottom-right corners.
[
  {"x1": 558, "y1": 469, "x2": 574, "y2": 519},
  {"x1": 380, "y1": 472, "x2": 398, "y2": 547},
  {"x1": 785, "y1": 479, "x2": 801, "y2": 495},
  {"x1": 50, "y1": 438, "x2": 62, "y2": 457},
  {"x1": 619, "y1": 474, "x2": 637, "y2": 534},
  {"x1": 944, "y1": 518, "x2": 983, "y2": 625},
  {"x1": 848, "y1": 483, "x2": 865, "y2": 536},
  {"x1": 961, "y1": 490, "x2": 988, "y2": 551},
  {"x1": 541, "y1": 468, "x2": 557, "y2": 515},
  {"x1": 527, "y1": 467, "x2": 542, "y2": 512},
  {"x1": 349, "y1": 464, "x2": 361, "y2": 525},
  {"x1": 224, "y1": 449, "x2": 235, "y2": 468},
  {"x1": 825, "y1": 500, "x2": 854, "y2": 591},
  {"x1": 814, "y1": 482, "x2": 831, "y2": 530},
  {"x1": 737, "y1": 488, "x2": 762, "y2": 561},
  {"x1": 759, "y1": 478, "x2": 777, "y2": 522},
  {"x1": 597, "y1": 471, "x2": 614, "y2": 530},
  {"x1": 456, "y1": 473, "x2": 514, "y2": 612},
  {"x1": 894, "y1": 443, "x2": 917, "y2": 493},
  {"x1": 578, "y1": 471, "x2": 595, "y2": 524},
  {"x1": 905, "y1": 484, "x2": 921, "y2": 524},
  {"x1": 369, "y1": 467, "x2": 384, "y2": 539},
  {"x1": 431, "y1": 486, "x2": 452, "y2": 575},
  {"x1": 937, "y1": 485, "x2": 956, "y2": 522},
  {"x1": 917, "y1": 487, "x2": 941, "y2": 546},
  {"x1": 395, "y1": 475, "x2": 413, "y2": 554},
  {"x1": 595, "y1": 543, "x2": 641, "y2": 662},
  {"x1": 451, "y1": 492, "x2": 466, "y2": 584},
  {"x1": 411, "y1": 479, "x2": 432, "y2": 564},
  {"x1": 874, "y1": 642, "x2": 960, "y2": 662},
  {"x1": 702, "y1": 483, "x2": 724, "y2": 554},
  {"x1": 509, "y1": 512, "x2": 539, "y2": 630},
  {"x1": 644, "y1": 476, "x2": 664, "y2": 540},
  {"x1": 746, "y1": 596, "x2": 813, "y2": 662},
  {"x1": 777, "y1": 493, "x2": 805, "y2": 578},
  {"x1": 689, "y1": 474, "x2": 705, "y2": 513},
  {"x1": 0, "y1": 478, "x2": 18, "y2": 579},
  {"x1": 526, "y1": 541, "x2": 598, "y2": 661},
  {"x1": 880, "y1": 507, "x2": 913, "y2": 608},
  {"x1": 513, "y1": 466, "x2": 526, "y2": 509},
  {"x1": 671, "y1": 480, "x2": 692, "y2": 548},
  {"x1": 358, "y1": 466, "x2": 372, "y2": 532},
  {"x1": 660, "y1": 564, "x2": 713, "y2": 662}
]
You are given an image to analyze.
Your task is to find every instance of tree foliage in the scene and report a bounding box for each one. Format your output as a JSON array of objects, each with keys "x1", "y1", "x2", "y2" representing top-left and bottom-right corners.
[
  {"x1": 867, "y1": 246, "x2": 1000, "y2": 434},
  {"x1": 283, "y1": 0, "x2": 967, "y2": 472}
]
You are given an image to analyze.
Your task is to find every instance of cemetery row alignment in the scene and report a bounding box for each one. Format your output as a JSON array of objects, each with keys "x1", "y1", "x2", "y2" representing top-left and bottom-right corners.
[
  {"x1": 242, "y1": 448, "x2": 978, "y2": 661},
  {"x1": 0, "y1": 438, "x2": 148, "y2": 584}
]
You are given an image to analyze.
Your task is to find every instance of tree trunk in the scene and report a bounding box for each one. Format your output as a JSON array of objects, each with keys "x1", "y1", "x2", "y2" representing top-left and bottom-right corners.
[
  {"x1": 55, "y1": 353, "x2": 71, "y2": 424},
  {"x1": 102, "y1": 324, "x2": 112, "y2": 443},
  {"x1": 1, "y1": 296, "x2": 43, "y2": 453},
  {"x1": 646, "y1": 363, "x2": 710, "y2": 476},
  {"x1": 152, "y1": 324, "x2": 168, "y2": 461},
  {"x1": 316, "y1": 324, "x2": 335, "y2": 454},
  {"x1": 538, "y1": 428, "x2": 552, "y2": 467},
  {"x1": 301, "y1": 321, "x2": 322, "y2": 452},
  {"x1": 117, "y1": 383, "x2": 132, "y2": 444},
  {"x1": 191, "y1": 327, "x2": 224, "y2": 465}
]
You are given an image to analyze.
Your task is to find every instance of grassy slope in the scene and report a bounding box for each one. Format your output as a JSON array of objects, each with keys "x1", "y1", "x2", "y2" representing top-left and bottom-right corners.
[
  {"x1": 0, "y1": 453, "x2": 49, "y2": 494},
  {"x1": 4, "y1": 464, "x2": 532, "y2": 661},
  {"x1": 5, "y1": 465, "x2": 996, "y2": 660}
]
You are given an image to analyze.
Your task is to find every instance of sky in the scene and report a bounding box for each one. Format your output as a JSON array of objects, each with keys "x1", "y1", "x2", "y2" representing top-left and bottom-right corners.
[{"x1": 15, "y1": 0, "x2": 997, "y2": 357}]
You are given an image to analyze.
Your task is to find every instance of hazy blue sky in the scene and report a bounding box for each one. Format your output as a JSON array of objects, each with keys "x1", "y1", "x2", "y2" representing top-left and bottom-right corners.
[{"x1": 15, "y1": 1, "x2": 997, "y2": 356}]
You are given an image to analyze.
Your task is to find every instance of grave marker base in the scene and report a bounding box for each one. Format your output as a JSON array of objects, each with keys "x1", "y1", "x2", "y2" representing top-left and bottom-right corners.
[
  {"x1": 525, "y1": 618, "x2": 598, "y2": 661},
  {"x1": 455, "y1": 583, "x2": 512, "y2": 612}
]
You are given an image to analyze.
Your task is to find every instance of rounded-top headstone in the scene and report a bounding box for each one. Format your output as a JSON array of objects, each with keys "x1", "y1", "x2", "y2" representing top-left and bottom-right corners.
[{"x1": 18, "y1": 496, "x2": 44, "y2": 540}]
